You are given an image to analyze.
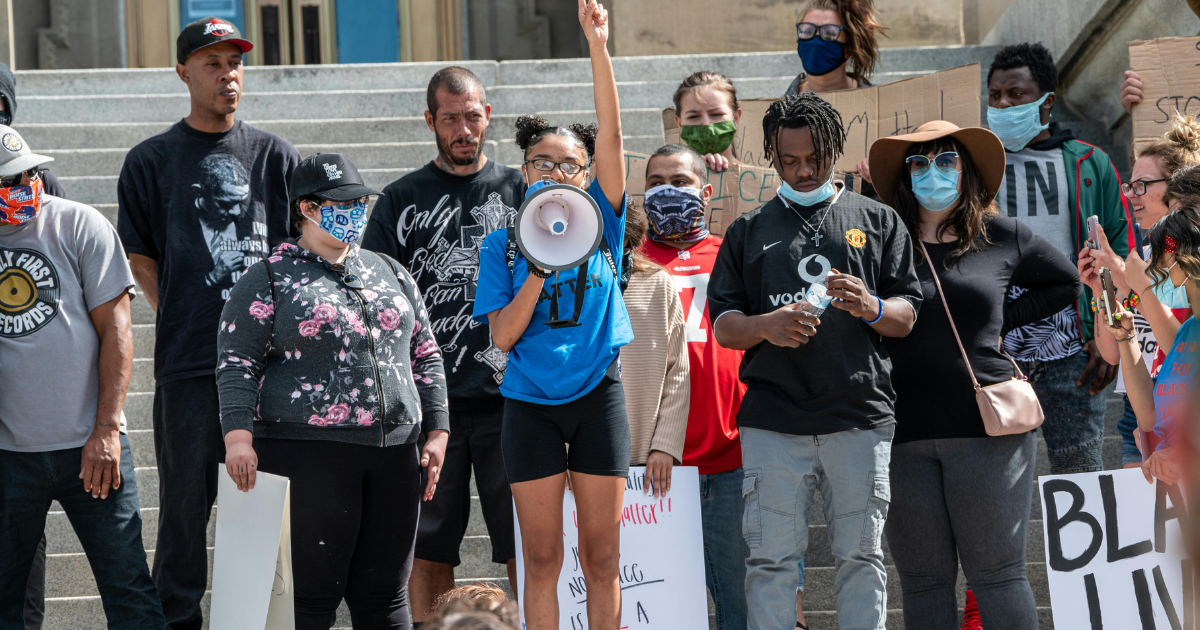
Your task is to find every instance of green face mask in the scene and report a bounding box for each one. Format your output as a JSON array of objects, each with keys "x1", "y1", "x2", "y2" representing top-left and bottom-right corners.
[{"x1": 680, "y1": 120, "x2": 737, "y2": 155}]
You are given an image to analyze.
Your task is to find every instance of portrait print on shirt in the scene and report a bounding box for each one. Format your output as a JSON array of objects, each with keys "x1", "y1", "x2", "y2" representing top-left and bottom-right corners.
[{"x1": 192, "y1": 153, "x2": 269, "y2": 299}]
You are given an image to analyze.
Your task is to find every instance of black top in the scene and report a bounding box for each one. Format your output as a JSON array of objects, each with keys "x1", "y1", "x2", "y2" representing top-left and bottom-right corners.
[
  {"x1": 884, "y1": 217, "x2": 1081, "y2": 444},
  {"x1": 707, "y1": 189, "x2": 923, "y2": 435},
  {"x1": 360, "y1": 160, "x2": 526, "y2": 410},
  {"x1": 116, "y1": 119, "x2": 300, "y2": 385}
]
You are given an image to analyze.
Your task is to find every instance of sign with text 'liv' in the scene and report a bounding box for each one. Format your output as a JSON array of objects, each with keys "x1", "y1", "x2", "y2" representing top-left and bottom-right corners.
[
  {"x1": 514, "y1": 466, "x2": 707, "y2": 629},
  {"x1": 1040, "y1": 468, "x2": 1190, "y2": 628}
]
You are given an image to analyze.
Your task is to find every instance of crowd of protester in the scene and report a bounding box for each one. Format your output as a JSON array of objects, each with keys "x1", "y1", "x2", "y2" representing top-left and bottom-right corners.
[{"x1": 1, "y1": 0, "x2": 1197, "y2": 629}]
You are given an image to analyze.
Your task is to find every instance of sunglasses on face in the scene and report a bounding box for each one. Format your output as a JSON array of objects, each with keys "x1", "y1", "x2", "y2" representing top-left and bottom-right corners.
[
  {"x1": 524, "y1": 159, "x2": 585, "y2": 176},
  {"x1": 796, "y1": 22, "x2": 844, "y2": 42},
  {"x1": 0, "y1": 168, "x2": 38, "y2": 188},
  {"x1": 906, "y1": 152, "x2": 960, "y2": 177},
  {"x1": 1121, "y1": 178, "x2": 1168, "y2": 197}
]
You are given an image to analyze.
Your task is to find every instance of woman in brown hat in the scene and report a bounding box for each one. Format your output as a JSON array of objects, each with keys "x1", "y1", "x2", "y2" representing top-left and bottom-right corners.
[{"x1": 869, "y1": 121, "x2": 1080, "y2": 628}]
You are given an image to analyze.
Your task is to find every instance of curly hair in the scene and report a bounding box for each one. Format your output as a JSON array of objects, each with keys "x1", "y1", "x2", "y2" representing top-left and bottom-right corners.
[
  {"x1": 514, "y1": 115, "x2": 597, "y2": 165},
  {"x1": 799, "y1": 0, "x2": 886, "y2": 82},
  {"x1": 1165, "y1": 164, "x2": 1200, "y2": 210},
  {"x1": 1148, "y1": 204, "x2": 1200, "y2": 285},
  {"x1": 987, "y1": 42, "x2": 1058, "y2": 94},
  {"x1": 762, "y1": 92, "x2": 845, "y2": 175},
  {"x1": 1137, "y1": 113, "x2": 1200, "y2": 179},
  {"x1": 890, "y1": 137, "x2": 997, "y2": 266}
]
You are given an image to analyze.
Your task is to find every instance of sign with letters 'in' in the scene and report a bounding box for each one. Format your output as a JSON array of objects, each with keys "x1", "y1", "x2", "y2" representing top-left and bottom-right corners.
[
  {"x1": 1129, "y1": 36, "x2": 1200, "y2": 149},
  {"x1": 514, "y1": 466, "x2": 707, "y2": 630},
  {"x1": 210, "y1": 471, "x2": 295, "y2": 630},
  {"x1": 1040, "y1": 469, "x2": 1189, "y2": 628}
]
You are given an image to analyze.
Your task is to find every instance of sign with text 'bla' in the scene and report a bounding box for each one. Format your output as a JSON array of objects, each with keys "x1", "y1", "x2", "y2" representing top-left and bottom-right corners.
[
  {"x1": 514, "y1": 466, "x2": 707, "y2": 630},
  {"x1": 1130, "y1": 36, "x2": 1200, "y2": 148},
  {"x1": 1039, "y1": 468, "x2": 1189, "y2": 628}
]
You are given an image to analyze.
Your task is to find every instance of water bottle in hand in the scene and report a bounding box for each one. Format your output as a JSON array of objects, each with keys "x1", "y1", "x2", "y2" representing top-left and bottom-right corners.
[{"x1": 799, "y1": 278, "x2": 833, "y2": 318}]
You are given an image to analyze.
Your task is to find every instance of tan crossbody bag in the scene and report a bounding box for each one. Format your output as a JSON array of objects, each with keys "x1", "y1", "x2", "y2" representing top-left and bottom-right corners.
[{"x1": 919, "y1": 241, "x2": 1044, "y2": 435}]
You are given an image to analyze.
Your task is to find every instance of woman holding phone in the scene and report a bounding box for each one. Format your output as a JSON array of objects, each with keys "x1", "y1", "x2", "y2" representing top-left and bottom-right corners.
[{"x1": 472, "y1": 3, "x2": 631, "y2": 628}]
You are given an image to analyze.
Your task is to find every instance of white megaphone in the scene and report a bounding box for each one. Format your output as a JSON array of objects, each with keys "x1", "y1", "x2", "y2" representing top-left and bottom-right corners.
[{"x1": 514, "y1": 178, "x2": 604, "y2": 272}]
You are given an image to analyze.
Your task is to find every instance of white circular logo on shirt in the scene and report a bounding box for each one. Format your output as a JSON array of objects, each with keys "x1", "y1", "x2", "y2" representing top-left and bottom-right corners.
[
  {"x1": 0, "y1": 247, "x2": 59, "y2": 337},
  {"x1": 797, "y1": 254, "x2": 831, "y2": 284}
]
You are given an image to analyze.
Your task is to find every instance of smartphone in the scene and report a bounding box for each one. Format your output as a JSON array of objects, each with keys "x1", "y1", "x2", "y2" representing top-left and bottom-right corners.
[
  {"x1": 1086, "y1": 216, "x2": 1101, "y2": 250},
  {"x1": 1099, "y1": 268, "x2": 1117, "y2": 327},
  {"x1": 1133, "y1": 223, "x2": 1148, "y2": 260}
]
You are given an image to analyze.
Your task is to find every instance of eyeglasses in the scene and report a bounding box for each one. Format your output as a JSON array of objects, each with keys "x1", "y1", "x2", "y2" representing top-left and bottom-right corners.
[
  {"x1": 0, "y1": 168, "x2": 38, "y2": 188},
  {"x1": 524, "y1": 159, "x2": 585, "y2": 176},
  {"x1": 905, "y1": 152, "x2": 960, "y2": 176},
  {"x1": 796, "y1": 22, "x2": 844, "y2": 42},
  {"x1": 1121, "y1": 178, "x2": 1168, "y2": 197}
]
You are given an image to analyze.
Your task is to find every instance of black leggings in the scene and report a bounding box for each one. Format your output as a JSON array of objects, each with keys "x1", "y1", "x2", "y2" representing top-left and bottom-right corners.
[{"x1": 256, "y1": 438, "x2": 422, "y2": 630}]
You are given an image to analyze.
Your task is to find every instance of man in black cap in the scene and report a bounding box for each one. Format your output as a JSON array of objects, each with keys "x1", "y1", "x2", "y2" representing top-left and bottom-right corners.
[{"x1": 116, "y1": 16, "x2": 299, "y2": 630}]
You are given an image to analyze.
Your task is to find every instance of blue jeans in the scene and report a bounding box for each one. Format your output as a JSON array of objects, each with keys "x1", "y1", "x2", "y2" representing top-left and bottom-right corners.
[
  {"x1": 740, "y1": 425, "x2": 894, "y2": 630},
  {"x1": 700, "y1": 468, "x2": 749, "y2": 630},
  {"x1": 0, "y1": 436, "x2": 164, "y2": 630},
  {"x1": 1021, "y1": 351, "x2": 1108, "y2": 473},
  {"x1": 1119, "y1": 395, "x2": 1142, "y2": 466}
]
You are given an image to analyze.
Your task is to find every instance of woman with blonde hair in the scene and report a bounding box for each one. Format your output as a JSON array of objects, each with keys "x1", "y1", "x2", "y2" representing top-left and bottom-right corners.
[
  {"x1": 673, "y1": 71, "x2": 742, "y2": 173},
  {"x1": 785, "y1": 0, "x2": 885, "y2": 95}
]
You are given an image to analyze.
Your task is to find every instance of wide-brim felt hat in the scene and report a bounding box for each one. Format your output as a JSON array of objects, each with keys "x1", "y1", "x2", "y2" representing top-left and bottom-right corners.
[{"x1": 868, "y1": 120, "x2": 1006, "y2": 208}]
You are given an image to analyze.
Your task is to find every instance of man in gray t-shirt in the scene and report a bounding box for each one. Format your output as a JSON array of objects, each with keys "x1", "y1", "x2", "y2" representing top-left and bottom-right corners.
[{"x1": 0, "y1": 126, "x2": 165, "y2": 625}]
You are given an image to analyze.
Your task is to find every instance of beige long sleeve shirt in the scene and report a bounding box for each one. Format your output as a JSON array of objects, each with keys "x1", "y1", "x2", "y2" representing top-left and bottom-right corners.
[{"x1": 620, "y1": 267, "x2": 690, "y2": 465}]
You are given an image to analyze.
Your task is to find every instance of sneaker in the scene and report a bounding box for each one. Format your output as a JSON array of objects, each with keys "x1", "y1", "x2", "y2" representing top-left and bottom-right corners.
[{"x1": 962, "y1": 588, "x2": 983, "y2": 630}]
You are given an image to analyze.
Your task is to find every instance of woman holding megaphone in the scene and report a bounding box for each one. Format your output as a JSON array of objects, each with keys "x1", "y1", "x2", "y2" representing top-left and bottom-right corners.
[{"x1": 472, "y1": 2, "x2": 631, "y2": 629}]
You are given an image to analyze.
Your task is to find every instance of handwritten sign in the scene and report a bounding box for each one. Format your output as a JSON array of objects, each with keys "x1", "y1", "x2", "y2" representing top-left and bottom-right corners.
[
  {"x1": 211, "y1": 471, "x2": 295, "y2": 630},
  {"x1": 514, "y1": 467, "x2": 707, "y2": 629},
  {"x1": 662, "y1": 63, "x2": 981, "y2": 174},
  {"x1": 1039, "y1": 469, "x2": 1190, "y2": 628},
  {"x1": 1130, "y1": 36, "x2": 1200, "y2": 148}
]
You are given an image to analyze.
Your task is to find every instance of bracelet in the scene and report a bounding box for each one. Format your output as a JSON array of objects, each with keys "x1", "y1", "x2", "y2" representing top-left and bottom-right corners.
[
  {"x1": 1116, "y1": 332, "x2": 1137, "y2": 343},
  {"x1": 1124, "y1": 291, "x2": 1141, "y2": 310},
  {"x1": 525, "y1": 258, "x2": 552, "y2": 279},
  {"x1": 861, "y1": 295, "x2": 884, "y2": 325}
]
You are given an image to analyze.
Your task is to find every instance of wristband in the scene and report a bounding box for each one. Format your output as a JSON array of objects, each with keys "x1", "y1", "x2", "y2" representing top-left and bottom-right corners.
[
  {"x1": 526, "y1": 259, "x2": 552, "y2": 279},
  {"x1": 861, "y1": 295, "x2": 884, "y2": 325},
  {"x1": 1116, "y1": 332, "x2": 1137, "y2": 343}
]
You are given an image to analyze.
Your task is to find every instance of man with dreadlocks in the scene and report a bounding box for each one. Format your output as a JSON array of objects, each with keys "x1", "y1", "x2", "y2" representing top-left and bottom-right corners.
[{"x1": 707, "y1": 92, "x2": 921, "y2": 629}]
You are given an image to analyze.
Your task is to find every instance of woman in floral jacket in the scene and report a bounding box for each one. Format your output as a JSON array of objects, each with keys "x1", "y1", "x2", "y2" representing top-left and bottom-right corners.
[{"x1": 216, "y1": 154, "x2": 449, "y2": 629}]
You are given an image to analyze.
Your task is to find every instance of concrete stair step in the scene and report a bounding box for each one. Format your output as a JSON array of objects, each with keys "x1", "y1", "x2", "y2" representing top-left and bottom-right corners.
[
  {"x1": 44, "y1": 506, "x2": 215, "y2": 555},
  {"x1": 40, "y1": 134, "x2": 665, "y2": 178},
  {"x1": 19, "y1": 110, "x2": 668, "y2": 150}
]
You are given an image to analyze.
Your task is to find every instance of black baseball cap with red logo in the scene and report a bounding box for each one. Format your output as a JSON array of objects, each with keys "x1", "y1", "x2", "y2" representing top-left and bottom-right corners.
[{"x1": 176, "y1": 17, "x2": 254, "y2": 65}]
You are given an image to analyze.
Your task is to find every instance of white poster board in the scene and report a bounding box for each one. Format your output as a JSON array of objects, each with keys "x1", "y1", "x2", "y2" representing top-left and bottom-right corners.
[
  {"x1": 1039, "y1": 468, "x2": 1190, "y2": 628},
  {"x1": 210, "y1": 471, "x2": 295, "y2": 630},
  {"x1": 514, "y1": 466, "x2": 707, "y2": 629}
]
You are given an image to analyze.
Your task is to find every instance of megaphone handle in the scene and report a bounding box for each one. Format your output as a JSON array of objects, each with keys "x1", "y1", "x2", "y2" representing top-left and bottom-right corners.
[{"x1": 543, "y1": 260, "x2": 590, "y2": 329}]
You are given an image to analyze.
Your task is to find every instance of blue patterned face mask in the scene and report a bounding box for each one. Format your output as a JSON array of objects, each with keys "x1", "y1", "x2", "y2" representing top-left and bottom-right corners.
[
  {"x1": 987, "y1": 92, "x2": 1052, "y2": 152},
  {"x1": 309, "y1": 200, "x2": 368, "y2": 244}
]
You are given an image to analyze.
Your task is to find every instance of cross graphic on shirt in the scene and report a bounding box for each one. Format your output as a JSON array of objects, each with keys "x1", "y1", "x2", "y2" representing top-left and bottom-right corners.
[{"x1": 474, "y1": 340, "x2": 508, "y2": 384}]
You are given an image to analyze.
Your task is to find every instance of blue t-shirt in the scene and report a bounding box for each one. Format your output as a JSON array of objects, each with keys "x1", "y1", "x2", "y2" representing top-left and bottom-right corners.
[
  {"x1": 1154, "y1": 316, "x2": 1197, "y2": 450},
  {"x1": 473, "y1": 181, "x2": 634, "y2": 405}
]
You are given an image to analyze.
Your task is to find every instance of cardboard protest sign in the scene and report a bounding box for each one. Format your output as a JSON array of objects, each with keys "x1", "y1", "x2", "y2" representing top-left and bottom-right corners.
[
  {"x1": 624, "y1": 151, "x2": 863, "y2": 236},
  {"x1": 514, "y1": 466, "x2": 707, "y2": 629},
  {"x1": 662, "y1": 63, "x2": 981, "y2": 174},
  {"x1": 1039, "y1": 468, "x2": 1190, "y2": 628},
  {"x1": 210, "y1": 472, "x2": 295, "y2": 630},
  {"x1": 1129, "y1": 36, "x2": 1200, "y2": 148}
]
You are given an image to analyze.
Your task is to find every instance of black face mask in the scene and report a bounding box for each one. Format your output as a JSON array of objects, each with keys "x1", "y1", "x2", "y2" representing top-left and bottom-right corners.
[{"x1": 0, "y1": 111, "x2": 12, "y2": 126}]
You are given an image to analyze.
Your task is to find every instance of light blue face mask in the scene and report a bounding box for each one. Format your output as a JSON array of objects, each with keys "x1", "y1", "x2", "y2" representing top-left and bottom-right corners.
[
  {"x1": 987, "y1": 92, "x2": 1052, "y2": 152},
  {"x1": 778, "y1": 176, "x2": 837, "y2": 207},
  {"x1": 1150, "y1": 262, "x2": 1193, "y2": 309},
  {"x1": 911, "y1": 166, "x2": 961, "y2": 212}
]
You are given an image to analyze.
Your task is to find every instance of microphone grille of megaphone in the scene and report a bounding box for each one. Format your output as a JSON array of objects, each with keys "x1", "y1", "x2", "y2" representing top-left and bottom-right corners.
[{"x1": 514, "y1": 183, "x2": 604, "y2": 271}]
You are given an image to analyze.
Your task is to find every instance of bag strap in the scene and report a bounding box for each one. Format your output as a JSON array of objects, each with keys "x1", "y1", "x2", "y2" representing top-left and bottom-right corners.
[
  {"x1": 917, "y1": 241, "x2": 1025, "y2": 390},
  {"x1": 260, "y1": 253, "x2": 277, "y2": 306}
]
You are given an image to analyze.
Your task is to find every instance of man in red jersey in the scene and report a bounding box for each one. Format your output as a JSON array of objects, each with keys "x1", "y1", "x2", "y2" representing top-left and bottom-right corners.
[{"x1": 640, "y1": 144, "x2": 750, "y2": 630}]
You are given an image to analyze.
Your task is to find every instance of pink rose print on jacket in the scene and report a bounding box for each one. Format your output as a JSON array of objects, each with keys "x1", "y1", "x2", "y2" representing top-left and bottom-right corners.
[
  {"x1": 355, "y1": 408, "x2": 374, "y2": 426},
  {"x1": 325, "y1": 403, "x2": 351, "y2": 425},
  {"x1": 298, "y1": 320, "x2": 321, "y2": 337},
  {"x1": 248, "y1": 301, "x2": 274, "y2": 320},
  {"x1": 377, "y1": 308, "x2": 400, "y2": 331},
  {"x1": 311, "y1": 303, "x2": 338, "y2": 324},
  {"x1": 414, "y1": 338, "x2": 439, "y2": 359}
]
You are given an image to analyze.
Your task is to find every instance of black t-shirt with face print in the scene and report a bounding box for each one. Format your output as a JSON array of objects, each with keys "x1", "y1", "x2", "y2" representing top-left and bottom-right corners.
[
  {"x1": 360, "y1": 160, "x2": 527, "y2": 410},
  {"x1": 117, "y1": 119, "x2": 300, "y2": 385},
  {"x1": 707, "y1": 189, "x2": 922, "y2": 435}
]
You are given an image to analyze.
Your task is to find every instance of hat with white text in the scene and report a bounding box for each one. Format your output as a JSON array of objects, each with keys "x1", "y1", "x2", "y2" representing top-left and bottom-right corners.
[
  {"x1": 177, "y1": 17, "x2": 253, "y2": 65},
  {"x1": 0, "y1": 126, "x2": 52, "y2": 177},
  {"x1": 289, "y1": 154, "x2": 381, "y2": 203}
]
